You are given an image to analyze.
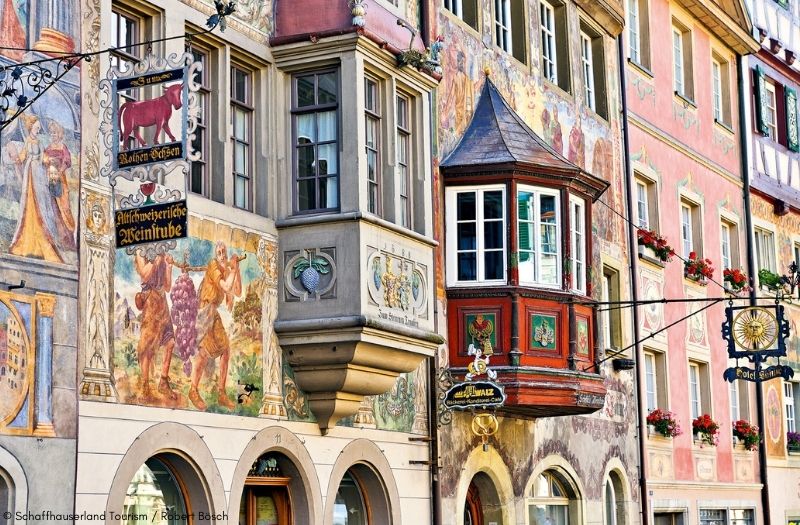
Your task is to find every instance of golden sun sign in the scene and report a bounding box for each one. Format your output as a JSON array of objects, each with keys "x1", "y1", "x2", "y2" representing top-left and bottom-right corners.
[{"x1": 732, "y1": 307, "x2": 779, "y2": 351}]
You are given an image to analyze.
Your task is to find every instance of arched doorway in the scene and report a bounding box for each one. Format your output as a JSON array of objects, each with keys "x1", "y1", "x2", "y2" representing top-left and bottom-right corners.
[
  {"x1": 123, "y1": 452, "x2": 213, "y2": 525},
  {"x1": 239, "y1": 453, "x2": 294, "y2": 525},
  {"x1": 604, "y1": 470, "x2": 626, "y2": 525},
  {"x1": 331, "y1": 464, "x2": 392, "y2": 525},
  {"x1": 463, "y1": 472, "x2": 502, "y2": 525}
]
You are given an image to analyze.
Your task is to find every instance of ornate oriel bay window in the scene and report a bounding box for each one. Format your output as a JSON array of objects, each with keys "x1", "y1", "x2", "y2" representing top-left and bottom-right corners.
[{"x1": 442, "y1": 80, "x2": 609, "y2": 417}]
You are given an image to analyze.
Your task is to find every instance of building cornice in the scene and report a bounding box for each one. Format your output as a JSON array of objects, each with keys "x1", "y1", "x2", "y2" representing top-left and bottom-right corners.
[
  {"x1": 628, "y1": 112, "x2": 744, "y2": 188},
  {"x1": 674, "y1": 0, "x2": 759, "y2": 55}
]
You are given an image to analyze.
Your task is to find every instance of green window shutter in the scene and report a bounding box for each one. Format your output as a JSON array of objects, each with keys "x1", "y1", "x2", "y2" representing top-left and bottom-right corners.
[
  {"x1": 776, "y1": 0, "x2": 789, "y2": 9},
  {"x1": 754, "y1": 66, "x2": 770, "y2": 136},
  {"x1": 787, "y1": 87, "x2": 800, "y2": 152}
]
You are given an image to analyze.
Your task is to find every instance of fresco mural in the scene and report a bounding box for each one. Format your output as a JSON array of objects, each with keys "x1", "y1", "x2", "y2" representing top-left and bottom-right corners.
[
  {"x1": 0, "y1": 0, "x2": 80, "y2": 265},
  {"x1": 113, "y1": 221, "x2": 269, "y2": 416},
  {"x1": 0, "y1": 290, "x2": 58, "y2": 437}
]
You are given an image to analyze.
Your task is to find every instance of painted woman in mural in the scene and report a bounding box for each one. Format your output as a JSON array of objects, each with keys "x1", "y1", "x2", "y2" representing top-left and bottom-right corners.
[
  {"x1": 567, "y1": 116, "x2": 585, "y2": 167},
  {"x1": 43, "y1": 120, "x2": 76, "y2": 243},
  {"x1": 134, "y1": 251, "x2": 178, "y2": 402},
  {"x1": 189, "y1": 241, "x2": 243, "y2": 411},
  {"x1": 7, "y1": 114, "x2": 74, "y2": 263}
]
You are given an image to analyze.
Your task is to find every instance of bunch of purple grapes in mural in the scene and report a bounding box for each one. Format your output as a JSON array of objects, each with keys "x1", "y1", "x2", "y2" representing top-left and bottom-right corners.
[{"x1": 170, "y1": 271, "x2": 199, "y2": 376}]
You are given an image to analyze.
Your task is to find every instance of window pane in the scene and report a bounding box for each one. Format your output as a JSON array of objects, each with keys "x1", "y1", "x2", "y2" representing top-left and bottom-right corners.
[
  {"x1": 318, "y1": 143, "x2": 337, "y2": 175},
  {"x1": 320, "y1": 176, "x2": 338, "y2": 208},
  {"x1": 529, "y1": 505, "x2": 568, "y2": 525},
  {"x1": 484, "y1": 251, "x2": 504, "y2": 280},
  {"x1": 234, "y1": 108, "x2": 248, "y2": 138},
  {"x1": 297, "y1": 146, "x2": 315, "y2": 178},
  {"x1": 298, "y1": 179, "x2": 316, "y2": 210},
  {"x1": 297, "y1": 114, "x2": 316, "y2": 143},
  {"x1": 484, "y1": 221, "x2": 503, "y2": 250},
  {"x1": 297, "y1": 75, "x2": 315, "y2": 106},
  {"x1": 319, "y1": 72, "x2": 338, "y2": 104},
  {"x1": 318, "y1": 111, "x2": 337, "y2": 142},
  {"x1": 234, "y1": 142, "x2": 247, "y2": 173},
  {"x1": 541, "y1": 254, "x2": 558, "y2": 284},
  {"x1": 458, "y1": 193, "x2": 477, "y2": 220},
  {"x1": 234, "y1": 176, "x2": 247, "y2": 209},
  {"x1": 457, "y1": 223, "x2": 477, "y2": 250},
  {"x1": 458, "y1": 253, "x2": 477, "y2": 281},
  {"x1": 484, "y1": 191, "x2": 504, "y2": 219}
]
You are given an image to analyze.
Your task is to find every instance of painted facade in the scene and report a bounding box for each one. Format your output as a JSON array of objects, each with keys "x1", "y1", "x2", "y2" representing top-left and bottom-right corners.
[
  {"x1": 74, "y1": 0, "x2": 439, "y2": 524},
  {"x1": 0, "y1": 0, "x2": 80, "y2": 520},
  {"x1": 433, "y1": 1, "x2": 641, "y2": 524},
  {"x1": 743, "y1": 0, "x2": 800, "y2": 522},
  {"x1": 625, "y1": 0, "x2": 762, "y2": 523}
]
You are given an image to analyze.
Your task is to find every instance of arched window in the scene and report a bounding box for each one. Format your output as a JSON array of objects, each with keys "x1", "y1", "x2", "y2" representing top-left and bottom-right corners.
[
  {"x1": 334, "y1": 472, "x2": 367, "y2": 525},
  {"x1": 332, "y1": 464, "x2": 392, "y2": 525},
  {"x1": 603, "y1": 471, "x2": 626, "y2": 525},
  {"x1": 0, "y1": 467, "x2": 11, "y2": 525},
  {"x1": 124, "y1": 457, "x2": 188, "y2": 525},
  {"x1": 528, "y1": 470, "x2": 580, "y2": 525}
]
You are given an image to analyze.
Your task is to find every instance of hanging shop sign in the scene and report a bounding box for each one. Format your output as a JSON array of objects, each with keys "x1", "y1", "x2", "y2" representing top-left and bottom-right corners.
[
  {"x1": 721, "y1": 304, "x2": 792, "y2": 384},
  {"x1": 114, "y1": 196, "x2": 188, "y2": 249},
  {"x1": 99, "y1": 52, "x2": 201, "y2": 254},
  {"x1": 723, "y1": 365, "x2": 794, "y2": 383},
  {"x1": 443, "y1": 381, "x2": 505, "y2": 410},
  {"x1": 721, "y1": 305, "x2": 789, "y2": 358}
]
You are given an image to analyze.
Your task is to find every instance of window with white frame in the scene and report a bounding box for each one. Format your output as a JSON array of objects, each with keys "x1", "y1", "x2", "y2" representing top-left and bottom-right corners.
[
  {"x1": 730, "y1": 380, "x2": 740, "y2": 422},
  {"x1": 293, "y1": 70, "x2": 340, "y2": 212},
  {"x1": 720, "y1": 221, "x2": 732, "y2": 270},
  {"x1": 540, "y1": 1, "x2": 557, "y2": 83},
  {"x1": 494, "y1": 0, "x2": 526, "y2": 63},
  {"x1": 365, "y1": 78, "x2": 381, "y2": 215},
  {"x1": 447, "y1": 187, "x2": 506, "y2": 284},
  {"x1": 570, "y1": 196, "x2": 586, "y2": 293},
  {"x1": 581, "y1": 31, "x2": 595, "y2": 111},
  {"x1": 396, "y1": 93, "x2": 412, "y2": 228},
  {"x1": 634, "y1": 175, "x2": 657, "y2": 230},
  {"x1": 528, "y1": 471, "x2": 578, "y2": 524},
  {"x1": 190, "y1": 47, "x2": 209, "y2": 196},
  {"x1": 699, "y1": 509, "x2": 726, "y2": 525},
  {"x1": 627, "y1": 0, "x2": 650, "y2": 68},
  {"x1": 601, "y1": 267, "x2": 622, "y2": 351},
  {"x1": 444, "y1": 0, "x2": 479, "y2": 29},
  {"x1": 231, "y1": 66, "x2": 252, "y2": 210},
  {"x1": 495, "y1": 0, "x2": 512, "y2": 54},
  {"x1": 786, "y1": 381, "x2": 796, "y2": 433},
  {"x1": 645, "y1": 352, "x2": 658, "y2": 413},
  {"x1": 711, "y1": 55, "x2": 731, "y2": 126},
  {"x1": 754, "y1": 227, "x2": 776, "y2": 272},
  {"x1": 794, "y1": 242, "x2": 800, "y2": 267},
  {"x1": 518, "y1": 186, "x2": 560, "y2": 286},
  {"x1": 672, "y1": 21, "x2": 693, "y2": 100},
  {"x1": 680, "y1": 202, "x2": 693, "y2": 257},
  {"x1": 111, "y1": 6, "x2": 146, "y2": 149},
  {"x1": 540, "y1": 0, "x2": 569, "y2": 92},
  {"x1": 729, "y1": 509, "x2": 755, "y2": 525},
  {"x1": 689, "y1": 362, "x2": 702, "y2": 419},
  {"x1": 764, "y1": 80, "x2": 778, "y2": 141}
]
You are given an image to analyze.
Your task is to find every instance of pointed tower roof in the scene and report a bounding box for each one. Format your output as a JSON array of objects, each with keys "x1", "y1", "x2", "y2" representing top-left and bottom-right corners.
[{"x1": 441, "y1": 79, "x2": 608, "y2": 200}]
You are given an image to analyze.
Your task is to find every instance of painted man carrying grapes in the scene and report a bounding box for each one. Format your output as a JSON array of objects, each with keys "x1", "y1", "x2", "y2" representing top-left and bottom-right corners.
[
  {"x1": 189, "y1": 240, "x2": 243, "y2": 410},
  {"x1": 133, "y1": 251, "x2": 179, "y2": 401}
]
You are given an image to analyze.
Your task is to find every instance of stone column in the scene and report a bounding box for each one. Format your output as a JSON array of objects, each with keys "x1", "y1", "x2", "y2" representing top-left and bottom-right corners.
[
  {"x1": 33, "y1": 293, "x2": 56, "y2": 437},
  {"x1": 260, "y1": 239, "x2": 286, "y2": 418}
]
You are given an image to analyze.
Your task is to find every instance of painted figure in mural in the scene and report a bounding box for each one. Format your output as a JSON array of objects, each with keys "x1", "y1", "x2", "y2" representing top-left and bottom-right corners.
[
  {"x1": 567, "y1": 116, "x2": 585, "y2": 167},
  {"x1": 453, "y1": 50, "x2": 474, "y2": 134},
  {"x1": 189, "y1": 241, "x2": 243, "y2": 410},
  {"x1": 43, "y1": 120, "x2": 76, "y2": 243},
  {"x1": 0, "y1": 0, "x2": 26, "y2": 60},
  {"x1": 133, "y1": 251, "x2": 178, "y2": 402},
  {"x1": 7, "y1": 115, "x2": 74, "y2": 263},
  {"x1": 542, "y1": 105, "x2": 564, "y2": 155}
]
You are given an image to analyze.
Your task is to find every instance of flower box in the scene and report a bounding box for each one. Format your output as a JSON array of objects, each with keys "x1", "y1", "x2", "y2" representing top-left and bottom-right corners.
[
  {"x1": 684, "y1": 252, "x2": 714, "y2": 283},
  {"x1": 732, "y1": 420, "x2": 760, "y2": 451},
  {"x1": 692, "y1": 414, "x2": 720, "y2": 447},
  {"x1": 647, "y1": 409, "x2": 682, "y2": 438}
]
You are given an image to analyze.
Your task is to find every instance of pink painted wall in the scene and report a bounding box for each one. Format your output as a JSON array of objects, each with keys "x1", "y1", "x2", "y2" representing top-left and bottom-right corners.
[{"x1": 628, "y1": 0, "x2": 751, "y2": 486}]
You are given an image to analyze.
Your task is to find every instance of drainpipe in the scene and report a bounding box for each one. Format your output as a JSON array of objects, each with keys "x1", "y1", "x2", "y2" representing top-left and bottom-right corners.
[
  {"x1": 617, "y1": 35, "x2": 649, "y2": 525},
  {"x1": 738, "y1": 53, "x2": 771, "y2": 525},
  {"x1": 427, "y1": 88, "x2": 442, "y2": 525}
]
